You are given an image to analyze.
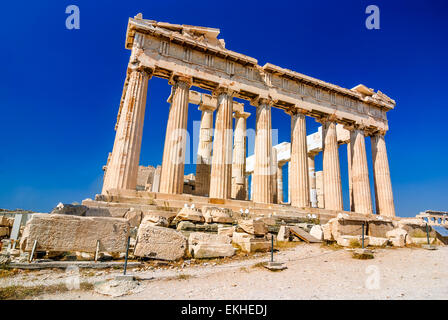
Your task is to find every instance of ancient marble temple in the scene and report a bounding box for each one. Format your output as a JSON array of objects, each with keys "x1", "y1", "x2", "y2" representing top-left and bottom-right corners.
[{"x1": 100, "y1": 14, "x2": 396, "y2": 219}]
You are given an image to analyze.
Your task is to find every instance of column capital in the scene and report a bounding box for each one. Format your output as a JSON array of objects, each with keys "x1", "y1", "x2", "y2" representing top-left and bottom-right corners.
[
  {"x1": 127, "y1": 63, "x2": 153, "y2": 79},
  {"x1": 198, "y1": 103, "x2": 216, "y2": 112},
  {"x1": 250, "y1": 96, "x2": 275, "y2": 107},
  {"x1": 285, "y1": 106, "x2": 307, "y2": 117},
  {"x1": 315, "y1": 113, "x2": 338, "y2": 125},
  {"x1": 233, "y1": 111, "x2": 251, "y2": 119},
  {"x1": 343, "y1": 123, "x2": 369, "y2": 133},
  {"x1": 370, "y1": 128, "x2": 388, "y2": 137},
  {"x1": 212, "y1": 86, "x2": 234, "y2": 97},
  {"x1": 168, "y1": 73, "x2": 193, "y2": 87}
]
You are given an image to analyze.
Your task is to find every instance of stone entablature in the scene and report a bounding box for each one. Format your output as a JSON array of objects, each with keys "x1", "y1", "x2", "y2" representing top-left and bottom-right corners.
[{"x1": 121, "y1": 16, "x2": 395, "y2": 134}]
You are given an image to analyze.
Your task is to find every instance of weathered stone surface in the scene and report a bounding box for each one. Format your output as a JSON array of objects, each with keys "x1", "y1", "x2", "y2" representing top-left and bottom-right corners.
[
  {"x1": 237, "y1": 219, "x2": 268, "y2": 236},
  {"x1": 0, "y1": 227, "x2": 9, "y2": 237},
  {"x1": 277, "y1": 226, "x2": 290, "y2": 241},
  {"x1": 51, "y1": 203, "x2": 88, "y2": 216},
  {"x1": 124, "y1": 208, "x2": 142, "y2": 228},
  {"x1": 218, "y1": 226, "x2": 235, "y2": 237},
  {"x1": 386, "y1": 228, "x2": 408, "y2": 247},
  {"x1": 176, "y1": 221, "x2": 218, "y2": 233},
  {"x1": 0, "y1": 216, "x2": 13, "y2": 227},
  {"x1": 174, "y1": 207, "x2": 205, "y2": 223},
  {"x1": 322, "y1": 222, "x2": 333, "y2": 241},
  {"x1": 368, "y1": 220, "x2": 394, "y2": 238},
  {"x1": 142, "y1": 215, "x2": 169, "y2": 227},
  {"x1": 134, "y1": 223, "x2": 187, "y2": 261},
  {"x1": 85, "y1": 206, "x2": 130, "y2": 218},
  {"x1": 368, "y1": 237, "x2": 389, "y2": 247},
  {"x1": 309, "y1": 225, "x2": 324, "y2": 241},
  {"x1": 202, "y1": 206, "x2": 233, "y2": 224},
  {"x1": 188, "y1": 232, "x2": 234, "y2": 258},
  {"x1": 232, "y1": 232, "x2": 271, "y2": 253},
  {"x1": 20, "y1": 214, "x2": 130, "y2": 253},
  {"x1": 336, "y1": 235, "x2": 369, "y2": 247}
]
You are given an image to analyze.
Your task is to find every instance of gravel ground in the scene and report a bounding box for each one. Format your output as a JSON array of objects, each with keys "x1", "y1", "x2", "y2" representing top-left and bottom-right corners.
[{"x1": 2, "y1": 244, "x2": 447, "y2": 300}]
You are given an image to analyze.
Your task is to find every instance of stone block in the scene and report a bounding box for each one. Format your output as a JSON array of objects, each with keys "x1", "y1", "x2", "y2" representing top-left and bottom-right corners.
[
  {"x1": 322, "y1": 222, "x2": 333, "y2": 241},
  {"x1": 188, "y1": 232, "x2": 234, "y2": 258},
  {"x1": 232, "y1": 232, "x2": 271, "y2": 253},
  {"x1": 277, "y1": 226, "x2": 290, "y2": 241},
  {"x1": 218, "y1": 226, "x2": 235, "y2": 237},
  {"x1": 176, "y1": 221, "x2": 218, "y2": 233},
  {"x1": 386, "y1": 228, "x2": 408, "y2": 247},
  {"x1": 309, "y1": 225, "x2": 324, "y2": 241},
  {"x1": 51, "y1": 203, "x2": 88, "y2": 216},
  {"x1": 142, "y1": 214, "x2": 169, "y2": 227},
  {"x1": 134, "y1": 223, "x2": 187, "y2": 261},
  {"x1": 368, "y1": 237, "x2": 389, "y2": 247},
  {"x1": 20, "y1": 214, "x2": 130, "y2": 253},
  {"x1": 202, "y1": 206, "x2": 234, "y2": 224},
  {"x1": 237, "y1": 219, "x2": 268, "y2": 236},
  {"x1": 368, "y1": 220, "x2": 394, "y2": 237},
  {"x1": 124, "y1": 208, "x2": 142, "y2": 228},
  {"x1": 336, "y1": 235, "x2": 369, "y2": 247},
  {"x1": 174, "y1": 207, "x2": 205, "y2": 223}
]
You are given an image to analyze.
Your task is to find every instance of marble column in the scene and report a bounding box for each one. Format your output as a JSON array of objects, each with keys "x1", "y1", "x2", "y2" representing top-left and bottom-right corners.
[
  {"x1": 277, "y1": 162, "x2": 285, "y2": 204},
  {"x1": 252, "y1": 99, "x2": 273, "y2": 204},
  {"x1": 231, "y1": 111, "x2": 250, "y2": 200},
  {"x1": 250, "y1": 174, "x2": 253, "y2": 201},
  {"x1": 209, "y1": 88, "x2": 233, "y2": 199},
  {"x1": 350, "y1": 127, "x2": 373, "y2": 214},
  {"x1": 308, "y1": 153, "x2": 318, "y2": 208},
  {"x1": 102, "y1": 67, "x2": 150, "y2": 193},
  {"x1": 159, "y1": 77, "x2": 191, "y2": 194},
  {"x1": 195, "y1": 104, "x2": 215, "y2": 196},
  {"x1": 271, "y1": 147, "x2": 278, "y2": 204},
  {"x1": 321, "y1": 119, "x2": 343, "y2": 211},
  {"x1": 371, "y1": 132, "x2": 395, "y2": 217},
  {"x1": 245, "y1": 175, "x2": 250, "y2": 200},
  {"x1": 289, "y1": 111, "x2": 310, "y2": 208},
  {"x1": 347, "y1": 141, "x2": 354, "y2": 211}
]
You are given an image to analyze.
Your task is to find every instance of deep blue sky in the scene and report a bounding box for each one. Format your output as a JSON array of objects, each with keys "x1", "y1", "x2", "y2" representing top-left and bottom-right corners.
[{"x1": 1, "y1": 1, "x2": 447, "y2": 216}]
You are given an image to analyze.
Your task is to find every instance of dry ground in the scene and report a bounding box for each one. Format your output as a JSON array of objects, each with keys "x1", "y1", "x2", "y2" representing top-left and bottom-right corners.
[{"x1": 1, "y1": 244, "x2": 447, "y2": 300}]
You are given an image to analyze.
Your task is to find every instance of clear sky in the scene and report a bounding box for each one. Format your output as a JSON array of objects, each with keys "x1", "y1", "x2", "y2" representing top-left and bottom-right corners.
[{"x1": 1, "y1": 0, "x2": 447, "y2": 217}]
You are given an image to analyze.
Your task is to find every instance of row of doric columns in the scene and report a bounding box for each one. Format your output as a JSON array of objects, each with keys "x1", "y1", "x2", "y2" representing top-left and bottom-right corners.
[{"x1": 102, "y1": 66, "x2": 395, "y2": 216}]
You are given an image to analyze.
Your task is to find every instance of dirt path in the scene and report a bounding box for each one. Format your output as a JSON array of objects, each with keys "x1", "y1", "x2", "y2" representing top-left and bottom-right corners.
[{"x1": 3, "y1": 244, "x2": 447, "y2": 300}]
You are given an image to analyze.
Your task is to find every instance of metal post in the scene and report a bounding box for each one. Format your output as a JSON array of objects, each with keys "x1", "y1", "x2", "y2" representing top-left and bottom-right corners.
[
  {"x1": 361, "y1": 222, "x2": 365, "y2": 249},
  {"x1": 123, "y1": 236, "x2": 131, "y2": 275},
  {"x1": 94, "y1": 240, "x2": 100, "y2": 263},
  {"x1": 270, "y1": 234, "x2": 274, "y2": 262},
  {"x1": 29, "y1": 240, "x2": 37, "y2": 263},
  {"x1": 426, "y1": 223, "x2": 430, "y2": 245}
]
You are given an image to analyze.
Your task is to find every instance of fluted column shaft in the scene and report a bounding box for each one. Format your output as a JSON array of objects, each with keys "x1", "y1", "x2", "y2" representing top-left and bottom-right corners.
[
  {"x1": 290, "y1": 112, "x2": 310, "y2": 208},
  {"x1": 209, "y1": 89, "x2": 233, "y2": 199},
  {"x1": 159, "y1": 78, "x2": 191, "y2": 194},
  {"x1": 102, "y1": 68, "x2": 149, "y2": 193},
  {"x1": 277, "y1": 163, "x2": 284, "y2": 204},
  {"x1": 347, "y1": 141, "x2": 354, "y2": 211},
  {"x1": 371, "y1": 133, "x2": 395, "y2": 216},
  {"x1": 231, "y1": 112, "x2": 249, "y2": 200},
  {"x1": 271, "y1": 148, "x2": 278, "y2": 203},
  {"x1": 195, "y1": 105, "x2": 215, "y2": 196},
  {"x1": 322, "y1": 120, "x2": 343, "y2": 211},
  {"x1": 350, "y1": 129, "x2": 373, "y2": 214},
  {"x1": 308, "y1": 153, "x2": 317, "y2": 208},
  {"x1": 253, "y1": 100, "x2": 272, "y2": 204}
]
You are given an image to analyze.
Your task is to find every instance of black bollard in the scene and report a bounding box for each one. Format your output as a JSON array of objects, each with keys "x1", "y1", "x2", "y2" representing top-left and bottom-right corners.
[
  {"x1": 426, "y1": 223, "x2": 430, "y2": 245},
  {"x1": 271, "y1": 234, "x2": 274, "y2": 263},
  {"x1": 123, "y1": 236, "x2": 131, "y2": 275}
]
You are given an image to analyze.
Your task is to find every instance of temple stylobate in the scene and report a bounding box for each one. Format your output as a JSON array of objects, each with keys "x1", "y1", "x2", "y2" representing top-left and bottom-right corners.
[{"x1": 101, "y1": 14, "x2": 396, "y2": 219}]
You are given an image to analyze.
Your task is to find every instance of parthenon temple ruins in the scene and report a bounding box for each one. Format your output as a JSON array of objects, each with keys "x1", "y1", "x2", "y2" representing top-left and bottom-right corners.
[{"x1": 93, "y1": 14, "x2": 397, "y2": 223}]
